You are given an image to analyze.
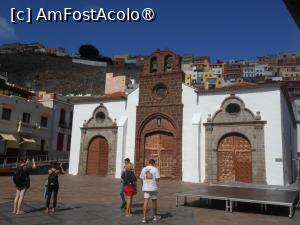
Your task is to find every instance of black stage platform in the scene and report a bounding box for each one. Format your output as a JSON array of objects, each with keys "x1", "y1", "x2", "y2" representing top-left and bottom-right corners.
[{"x1": 175, "y1": 185, "x2": 299, "y2": 218}]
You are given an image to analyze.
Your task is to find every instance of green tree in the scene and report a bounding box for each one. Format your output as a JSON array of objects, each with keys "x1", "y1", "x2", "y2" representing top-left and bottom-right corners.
[{"x1": 78, "y1": 44, "x2": 99, "y2": 59}]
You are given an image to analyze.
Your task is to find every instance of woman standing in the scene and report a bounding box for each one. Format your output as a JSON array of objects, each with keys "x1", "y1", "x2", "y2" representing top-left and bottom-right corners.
[
  {"x1": 121, "y1": 163, "x2": 137, "y2": 217},
  {"x1": 45, "y1": 163, "x2": 64, "y2": 213},
  {"x1": 13, "y1": 158, "x2": 36, "y2": 215}
]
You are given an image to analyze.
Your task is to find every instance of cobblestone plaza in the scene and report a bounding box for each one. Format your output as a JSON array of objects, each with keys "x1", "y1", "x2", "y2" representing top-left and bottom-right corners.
[{"x1": 0, "y1": 175, "x2": 299, "y2": 225}]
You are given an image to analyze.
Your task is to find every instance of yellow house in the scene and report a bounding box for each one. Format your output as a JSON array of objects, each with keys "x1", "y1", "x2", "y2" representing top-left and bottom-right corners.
[
  {"x1": 185, "y1": 74, "x2": 192, "y2": 86},
  {"x1": 203, "y1": 70, "x2": 223, "y2": 90},
  {"x1": 281, "y1": 71, "x2": 300, "y2": 78}
]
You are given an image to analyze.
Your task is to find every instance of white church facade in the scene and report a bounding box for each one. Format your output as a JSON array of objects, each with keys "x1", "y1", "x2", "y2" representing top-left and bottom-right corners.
[{"x1": 68, "y1": 49, "x2": 298, "y2": 186}]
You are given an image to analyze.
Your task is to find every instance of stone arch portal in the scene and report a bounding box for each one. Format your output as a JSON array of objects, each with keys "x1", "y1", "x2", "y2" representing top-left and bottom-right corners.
[
  {"x1": 135, "y1": 114, "x2": 180, "y2": 180},
  {"x1": 204, "y1": 94, "x2": 266, "y2": 183},
  {"x1": 78, "y1": 104, "x2": 117, "y2": 177}
]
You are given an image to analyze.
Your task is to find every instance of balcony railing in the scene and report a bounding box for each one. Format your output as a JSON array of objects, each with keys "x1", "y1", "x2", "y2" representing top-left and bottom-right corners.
[
  {"x1": 17, "y1": 121, "x2": 38, "y2": 132},
  {"x1": 0, "y1": 155, "x2": 70, "y2": 170}
]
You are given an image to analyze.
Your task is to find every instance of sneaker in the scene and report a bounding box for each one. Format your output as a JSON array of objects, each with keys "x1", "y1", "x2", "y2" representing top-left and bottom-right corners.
[
  {"x1": 153, "y1": 215, "x2": 161, "y2": 222},
  {"x1": 120, "y1": 202, "x2": 126, "y2": 209},
  {"x1": 142, "y1": 217, "x2": 147, "y2": 223}
]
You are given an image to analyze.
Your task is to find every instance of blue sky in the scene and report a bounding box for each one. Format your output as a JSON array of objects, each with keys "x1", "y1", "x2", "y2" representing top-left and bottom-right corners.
[{"x1": 0, "y1": 0, "x2": 299, "y2": 62}]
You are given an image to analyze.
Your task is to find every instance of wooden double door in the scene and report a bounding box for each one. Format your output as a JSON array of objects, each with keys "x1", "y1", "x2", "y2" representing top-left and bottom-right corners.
[
  {"x1": 144, "y1": 132, "x2": 178, "y2": 179},
  {"x1": 218, "y1": 134, "x2": 252, "y2": 183},
  {"x1": 87, "y1": 136, "x2": 109, "y2": 176}
]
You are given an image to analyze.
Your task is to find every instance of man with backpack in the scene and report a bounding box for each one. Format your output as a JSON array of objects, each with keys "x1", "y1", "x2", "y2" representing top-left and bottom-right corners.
[{"x1": 13, "y1": 158, "x2": 36, "y2": 215}]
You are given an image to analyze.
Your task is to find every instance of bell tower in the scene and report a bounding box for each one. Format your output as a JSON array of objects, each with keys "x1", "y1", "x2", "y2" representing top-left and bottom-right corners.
[{"x1": 135, "y1": 49, "x2": 184, "y2": 180}]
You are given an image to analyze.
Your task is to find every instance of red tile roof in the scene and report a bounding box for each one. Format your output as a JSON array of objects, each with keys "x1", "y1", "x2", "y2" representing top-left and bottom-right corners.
[
  {"x1": 196, "y1": 82, "x2": 282, "y2": 94},
  {"x1": 98, "y1": 91, "x2": 126, "y2": 100},
  {"x1": 68, "y1": 91, "x2": 127, "y2": 104}
]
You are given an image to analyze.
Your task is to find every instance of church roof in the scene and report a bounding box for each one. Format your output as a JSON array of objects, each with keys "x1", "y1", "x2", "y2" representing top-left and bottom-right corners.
[
  {"x1": 68, "y1": 91, "x2": 127, "y2": 104},
  {"x1": 196, "y1": 82, "x2": 283, "y2": 94}
]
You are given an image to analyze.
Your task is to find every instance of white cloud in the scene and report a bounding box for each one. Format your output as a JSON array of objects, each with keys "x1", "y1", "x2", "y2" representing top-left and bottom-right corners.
[{"x1": 0, "y1": 16, "x2": 16, "y2": 40}]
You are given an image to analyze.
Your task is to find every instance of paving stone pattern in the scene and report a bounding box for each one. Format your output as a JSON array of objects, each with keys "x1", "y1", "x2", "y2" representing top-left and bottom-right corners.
[{"x1": 0, "y1": 175, "x2": 299, "y2": 225}]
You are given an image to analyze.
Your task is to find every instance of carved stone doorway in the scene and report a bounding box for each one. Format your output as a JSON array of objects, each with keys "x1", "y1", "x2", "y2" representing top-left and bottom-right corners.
[{"x1": 78, "y1": 104, "x2": 117, "y2": 177}]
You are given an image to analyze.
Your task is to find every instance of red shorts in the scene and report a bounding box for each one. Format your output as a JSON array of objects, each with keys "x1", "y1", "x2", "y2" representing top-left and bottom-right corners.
[{"x1": 123, "y1": 185, "x2": 134, "y2": 197}]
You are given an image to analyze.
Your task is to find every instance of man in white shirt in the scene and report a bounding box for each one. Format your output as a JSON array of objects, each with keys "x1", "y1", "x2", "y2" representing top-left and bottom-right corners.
[{"x1": 140, "y1": 159, "x2": 161, "y2": 223}]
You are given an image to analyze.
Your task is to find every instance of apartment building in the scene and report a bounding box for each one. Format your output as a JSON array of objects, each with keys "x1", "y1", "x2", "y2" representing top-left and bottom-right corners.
[
  {"x1": 0, "y1": 79, "x2": 51, "y2": 160},
  {"x1": 193, "y1": 56, "x2": 210, "y2": 71},
  {"x1": 37, "y1": 92, "x2": 73, "y2": 158},
  {"x1": 203, "y1": 70, "x2": 223, "y2": 89},
  {"x1": 243, "y1": 64, "x2": 273, "y2": 81},
  {"x1": 0, "y1": 77, "x2": 73, "y2": 161},
  {"x1": 210, "y1": 63, "x2": 223, "y2": 76},
  {"x1": 223, "y1": 62, "x2": 243, "y2": 81}
]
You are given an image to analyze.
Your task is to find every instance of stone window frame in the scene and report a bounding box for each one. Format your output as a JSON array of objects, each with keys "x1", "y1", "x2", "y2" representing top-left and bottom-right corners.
[
  {"x1": 95, "y1": 111, "x2": 106, "y2": 123},
  {"x1": 225, "y1": 103, "x2": 241, "y2": 115},
  {"x1": 90, "y1": 105, "x2": 111, "y2": 125},
  {"x1": 152, "y1": 82, "x2": 168, "y2": 100}
]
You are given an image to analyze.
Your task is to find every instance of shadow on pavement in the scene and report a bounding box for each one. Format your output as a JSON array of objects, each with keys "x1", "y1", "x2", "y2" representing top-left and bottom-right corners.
[{"x1": 160, "y1": 212, "x2": 173, "y2": 219}]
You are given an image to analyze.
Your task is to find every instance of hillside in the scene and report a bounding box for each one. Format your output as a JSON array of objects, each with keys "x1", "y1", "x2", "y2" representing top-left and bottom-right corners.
[{"x1": 0, "y1": 54, "x2": 142, "y2": 95}]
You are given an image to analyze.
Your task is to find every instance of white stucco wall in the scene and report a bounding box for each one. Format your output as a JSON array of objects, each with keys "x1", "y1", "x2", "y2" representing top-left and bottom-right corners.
[
  {"x1": 182, "y1": 85, "x2": 202, "y2": 182},
  {"x1": 123, "y1": 89, "x2": 139, "y2": 163},
  {"x1": 297, "y1": 124, "x2": 300, "y2": 152},
  {"x1": 280, "y1": 92, "x2": 297, "y2": 184},
  {"x1": 182, "y1": 85, "x2": 287, "y2": 185},
  {"x1": 69, "y1": 100, "x2": 127, "y2": 175},
  {"x1": 115, "y1": 88, "x2": 139, "y2": 178},
  {"x1": 69, "y1": 89, "x2": 139, "y2": 176},
  {"x1": 115, "y1": 116, "x2": 128, "y2": 178},
  {"x1": 292, "y1": 99, "x2": 300, "y2": 154}
]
